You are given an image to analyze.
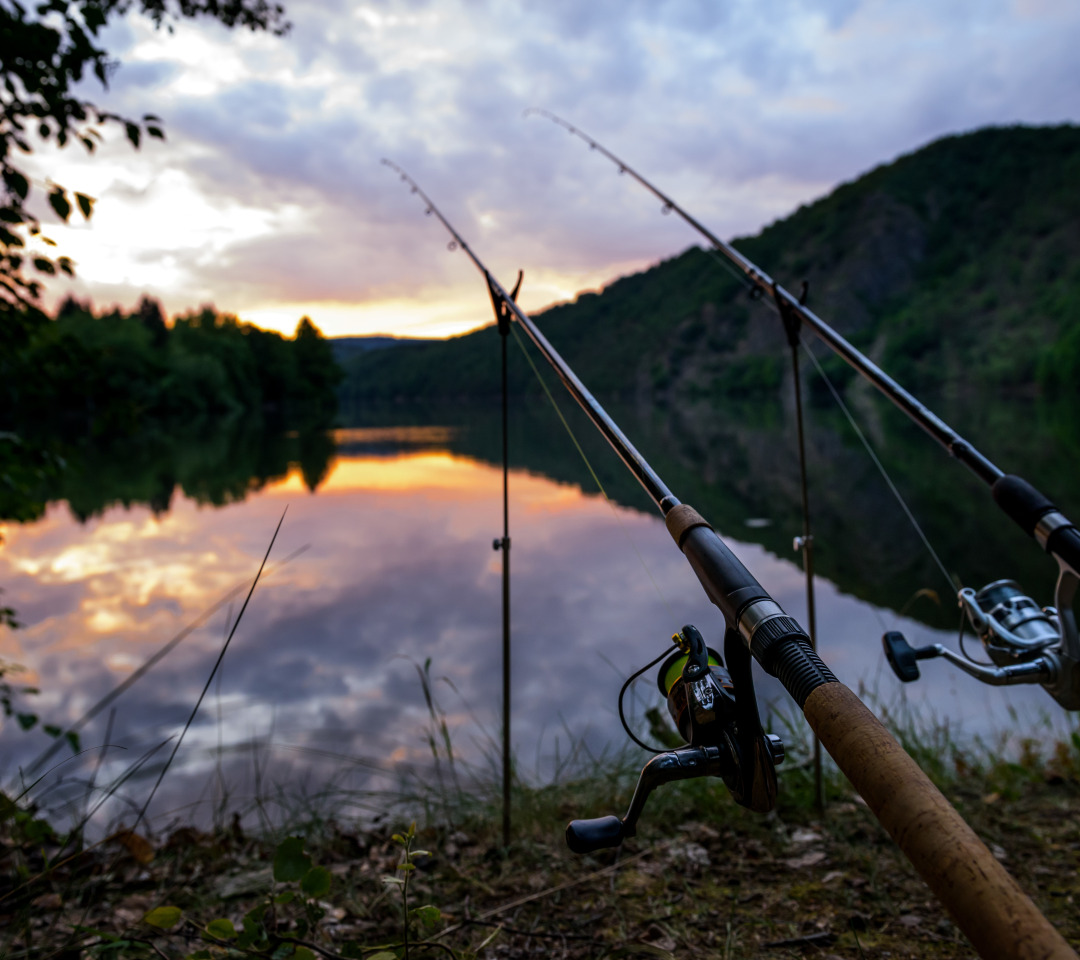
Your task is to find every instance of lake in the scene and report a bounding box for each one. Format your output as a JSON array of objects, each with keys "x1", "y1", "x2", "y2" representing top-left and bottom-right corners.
[{"x1": 1, "y1": 391, "x2": 1077, "y2": 834}]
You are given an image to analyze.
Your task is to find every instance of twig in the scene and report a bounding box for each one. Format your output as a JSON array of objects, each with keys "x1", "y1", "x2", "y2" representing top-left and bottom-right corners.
[
  {"x1": 460, "y1": 918, "x2": 603, "y2": 943},
  {"x1": 436, "y1": 844, "x2": 656, "y2": 940}
]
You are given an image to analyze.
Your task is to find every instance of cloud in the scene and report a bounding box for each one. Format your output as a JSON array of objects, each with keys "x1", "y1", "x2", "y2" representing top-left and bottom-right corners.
[{"x1": 36, "y1": 0, "x2": 1080, "y2": 335}]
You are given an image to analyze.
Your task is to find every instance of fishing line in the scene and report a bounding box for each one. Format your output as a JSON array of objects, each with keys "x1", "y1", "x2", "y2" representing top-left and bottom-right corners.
[
  {"x1": 801, "y1": 340, "x2": 956, "y2": 596},
  {"x1": 617, "y1": 645, "x2": 676, "y2": 753},
  {"x1": 508, "y1": 322, "x2": 677, "y2": 623},
  {"x1": 509, "y1": 323, "x2": 691, "y2": 745}
]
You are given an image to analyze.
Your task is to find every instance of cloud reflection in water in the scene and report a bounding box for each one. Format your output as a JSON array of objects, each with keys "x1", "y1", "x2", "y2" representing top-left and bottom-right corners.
[{"x1": 0, "y1": 433, "x2": 1066, "y2": 832}]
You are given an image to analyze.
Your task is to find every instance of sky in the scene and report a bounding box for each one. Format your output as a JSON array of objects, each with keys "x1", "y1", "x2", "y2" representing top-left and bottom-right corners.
[{"x1": 23, "y1": 0, "x2": 1080, "y2": 339}]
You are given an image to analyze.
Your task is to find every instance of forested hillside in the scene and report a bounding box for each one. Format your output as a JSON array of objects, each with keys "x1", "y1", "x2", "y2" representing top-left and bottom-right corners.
[{"x1": 340, "y1": 124, "x2": 1080, "y2": 406}]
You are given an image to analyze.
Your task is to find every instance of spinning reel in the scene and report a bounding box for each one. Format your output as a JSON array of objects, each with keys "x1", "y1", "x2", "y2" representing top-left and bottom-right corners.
[
  {"x1": 883, "y1": 569, "x2": 1080, "y2": 710},
  {"x1": 565, "y1": 624, "x2": 784, "y2": 854}
]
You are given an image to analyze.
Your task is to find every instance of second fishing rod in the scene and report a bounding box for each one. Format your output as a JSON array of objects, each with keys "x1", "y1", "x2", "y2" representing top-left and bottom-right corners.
[
  {"x1": 383, "y1": 158, "x2": 1076, "y2": 960},
  {"x1": 529, "y1": 109, "x2": 1080, "y2": 711}
]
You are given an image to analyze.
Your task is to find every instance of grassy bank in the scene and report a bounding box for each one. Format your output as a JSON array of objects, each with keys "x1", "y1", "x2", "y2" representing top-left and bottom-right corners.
[{"x1": 3, "y1": 707, "x2": 1079, "y2": 959}]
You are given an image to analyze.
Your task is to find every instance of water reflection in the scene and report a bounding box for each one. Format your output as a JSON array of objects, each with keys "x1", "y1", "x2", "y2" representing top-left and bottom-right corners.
[{"x1": 1, "y1": 424, "x2": 1072, "y2": 833}]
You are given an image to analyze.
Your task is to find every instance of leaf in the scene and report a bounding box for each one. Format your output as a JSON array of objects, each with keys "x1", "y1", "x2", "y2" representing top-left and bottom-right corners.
[
  {"x1": 410, "y1": 905, "x2": 441, "y2": 929},
  {"x1": 32, "y1": 258, "x2": 56, "y2": 275},
  {"x1": 125, "y1": 122, "x2": 141, "y2": 148},
  {"x1": 16, "y1": 712, "x2": 37, "y2": 730},
  {"x1": 381, "y1": 876, "x2": 404, "y2": 887},
  {"x1": 300, "y1": 866, "x2": 331, "y2": 898},
  {"x1": 75, "y1": 193, "x2": 95, "y2": 218},
  {"x1": 3, "y1": 170, "x2": 29, "y2": 200},
  {"x1": 206, "y1": 918, "x2": 237, "y2": 940},
  {"x1": 110, "y1": 829, "x2": 155, "y2": 864},
  {"x1": 48, "y1": 188, "x2": 71, "y2": 221},
  {"x1": 65, "y1": 730, "x2": 80, "y2": 752},
  {"x1": 275, "y1": 890, "x2": 296, "y2": 904},
  {"x1": 147, "y1": 127, "x2": 165, "y2": 140},
  {"x1": 43, "y1": 724, "x2": 62, "y2": 737},
  {"x1": 144, "y1": 906, "x2": 182, "y2": 930},
  {"x1": 292, "y1": 949, "x2": 317, "y2": 960},
  {"x1": 0, "y1": 207, "x2": 22, "y2": 224},
  {"x1": 273, "y1": 836, "x2": 311, "y2": 883}
]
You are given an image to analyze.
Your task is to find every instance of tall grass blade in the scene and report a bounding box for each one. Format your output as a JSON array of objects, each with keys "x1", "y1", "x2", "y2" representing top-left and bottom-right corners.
[
  {"x1": 130, "y1": 508, "x2": 288, "y2": 832},
  {"x1": 26, "y1": 543, "x2": 309, "y2": 777}
]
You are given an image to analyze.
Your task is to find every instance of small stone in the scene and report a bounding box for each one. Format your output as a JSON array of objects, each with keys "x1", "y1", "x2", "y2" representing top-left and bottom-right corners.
[
  {"x1": 785, "y1": 850, "x2": 827, "y2": 869},
  {"x1": 668, "y1": 841, "x2": 711, "y2": 868},
  {"x1": 790, "y1": 828, "x2": 823, "y2": 845}
]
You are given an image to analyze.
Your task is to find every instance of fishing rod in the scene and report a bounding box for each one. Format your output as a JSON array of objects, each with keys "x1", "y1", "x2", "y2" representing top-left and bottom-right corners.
[
  {"x1": 383, "y1": 159, "x2": 1076, "y2": 960},
  {"x1": 528, "y1": 109, "x2": 1080, "y2": 711}
]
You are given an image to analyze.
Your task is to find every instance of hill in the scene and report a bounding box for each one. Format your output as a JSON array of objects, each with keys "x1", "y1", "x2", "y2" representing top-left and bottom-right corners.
[
  {"x1": 340, "y1": 124, "x2": 1080, "y2": 406},
  {"x1": 329, "y1": 335, "x2": 431, "y2": 366}
]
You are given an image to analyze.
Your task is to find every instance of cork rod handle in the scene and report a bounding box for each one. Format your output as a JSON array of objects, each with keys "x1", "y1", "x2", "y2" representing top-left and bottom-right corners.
[{"x1": 804, "y1": 682, "x2": 1077, "y2": 960}]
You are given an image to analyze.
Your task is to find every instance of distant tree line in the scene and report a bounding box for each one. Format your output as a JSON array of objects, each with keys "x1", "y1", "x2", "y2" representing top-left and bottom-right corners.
[{"x1": 1, "y1": 297, "x2": 343, "y2": 438}]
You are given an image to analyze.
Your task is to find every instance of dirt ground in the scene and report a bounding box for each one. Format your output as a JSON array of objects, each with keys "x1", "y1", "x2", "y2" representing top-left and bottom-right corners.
[{"x1": 3, "y1": 775, "x2": 1079, "y2": 959}]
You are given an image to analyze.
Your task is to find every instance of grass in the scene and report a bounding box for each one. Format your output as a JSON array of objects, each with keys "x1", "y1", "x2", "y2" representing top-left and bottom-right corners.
[
  {"x1": 3, "y1": 669, "x2": 1079, "y2": 959},
  {"x1": 2, "y1": 519, "x2": 1079, "y2": 958}
]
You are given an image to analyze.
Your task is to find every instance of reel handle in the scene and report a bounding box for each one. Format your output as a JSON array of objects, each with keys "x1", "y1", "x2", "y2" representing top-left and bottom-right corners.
[
  {"x1": 565, "y1": 815, "x2": 624, "y2": 854},
  {"x1": 882, "y1": 630, "x2": 938, "y2": 682}
]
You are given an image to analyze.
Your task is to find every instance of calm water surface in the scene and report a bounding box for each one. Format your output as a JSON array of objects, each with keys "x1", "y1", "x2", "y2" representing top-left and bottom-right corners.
[{"x1": 0, "y1": 415, "x2": 1073, "y2": 832}]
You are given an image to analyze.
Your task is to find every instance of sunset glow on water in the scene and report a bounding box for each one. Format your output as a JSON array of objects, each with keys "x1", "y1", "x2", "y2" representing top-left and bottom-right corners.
[{"x1": 0, "y1": 428, "x2": 1066, "y2": 832}]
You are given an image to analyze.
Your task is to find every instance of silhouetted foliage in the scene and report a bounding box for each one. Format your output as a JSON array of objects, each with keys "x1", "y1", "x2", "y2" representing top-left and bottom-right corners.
[
  {"x1": 0, "y1": 0, "x2": 289, "y2": 310},
  {"x1": 0, "y1": 414, "x2": 335, "y2": 523},
  {"x1": 0, "y1": 300, "x2": 343, "y2": 440}
]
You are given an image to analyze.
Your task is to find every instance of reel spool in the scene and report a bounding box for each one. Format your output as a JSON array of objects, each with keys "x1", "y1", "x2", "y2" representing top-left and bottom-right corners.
[
  {"x1": 958, "y1": 579, "x2": 1060, "y2": 664},
  {"x1": 657, "y1": 630, "x2": 736, "y2": 746}
]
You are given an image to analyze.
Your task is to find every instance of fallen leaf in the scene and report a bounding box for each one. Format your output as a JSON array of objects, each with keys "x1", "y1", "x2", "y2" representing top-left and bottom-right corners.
[{"x1": 108, "y1": 830, "x2": 154, "y2": 865}]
